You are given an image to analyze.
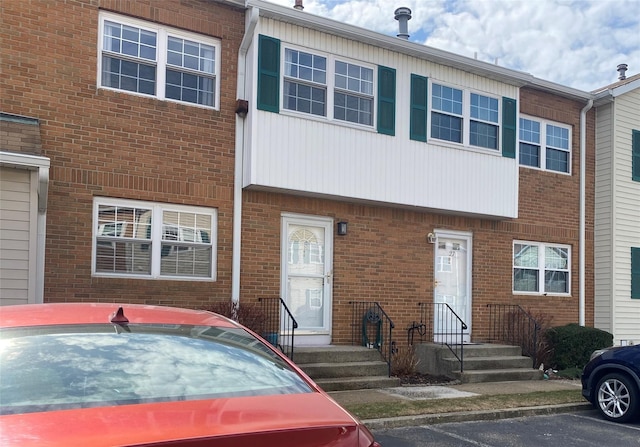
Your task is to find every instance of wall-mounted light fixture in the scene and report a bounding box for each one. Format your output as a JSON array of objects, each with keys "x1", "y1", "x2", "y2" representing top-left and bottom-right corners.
[
  {"x1": 337, "y1": 221, "x2": 348, "y2": 236},
  {"x1": 427, "y1": 232, "x2": 436, "y2": 244},
  {"x1": 235, "y1": 99, "x2": 249, "y2": 118}
]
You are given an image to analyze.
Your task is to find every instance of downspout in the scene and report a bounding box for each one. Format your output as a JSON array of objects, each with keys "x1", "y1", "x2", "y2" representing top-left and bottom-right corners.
[
  {"x1": 579, "y1": 99, "x2": 593, "y2": 326},
  {"x1": 232, "y1": 6, "x2": 259, "y2": 304}
]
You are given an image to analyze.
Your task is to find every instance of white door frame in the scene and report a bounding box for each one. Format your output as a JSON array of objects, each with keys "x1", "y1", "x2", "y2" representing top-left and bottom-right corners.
[
  {"x1": 433, "y1": 229, "x2": 473, "y2": 343},
  {"x1": 280, "y1": 213, "x2": 333, "y2": 346}
]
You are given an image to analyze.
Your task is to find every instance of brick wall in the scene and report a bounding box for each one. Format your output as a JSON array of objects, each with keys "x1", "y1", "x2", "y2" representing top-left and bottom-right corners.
[{"x1": 1, "y1": 0, "x2": 244, "y2": 308}]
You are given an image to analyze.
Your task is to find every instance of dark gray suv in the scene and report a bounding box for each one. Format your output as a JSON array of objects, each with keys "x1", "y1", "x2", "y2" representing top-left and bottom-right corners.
[{"x1": 581, "y1": 344, "x2": 640, "y2": 423}]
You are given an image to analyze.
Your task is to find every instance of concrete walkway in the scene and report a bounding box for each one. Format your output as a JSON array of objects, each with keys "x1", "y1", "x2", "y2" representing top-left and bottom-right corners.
[{"x1": 328, "y1": 379, "x2": 592, "y2": 429}]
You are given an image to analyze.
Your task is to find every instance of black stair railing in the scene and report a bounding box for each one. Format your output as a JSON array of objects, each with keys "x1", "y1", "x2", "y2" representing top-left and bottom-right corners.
[
  {"x1": 349, "y1": 301, "x2": 396, "y2": 377},
  {"x1": 258, "y1": 297, "x2": 298, "y2": 361},
  {"x1": 487, "y1": 304, "x2": 540, "y2": 368},
  {"x1": 413, "y1": 302, "x2": 467, "y2": 373}
]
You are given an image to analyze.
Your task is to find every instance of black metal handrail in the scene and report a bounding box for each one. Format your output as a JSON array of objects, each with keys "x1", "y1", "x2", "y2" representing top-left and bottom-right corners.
[
  {"x1": 414, "y1": 302, "x2": 468, "y2": 372},
  {"x1": 258, "y1": 297, "x2": 298, "y2": 361},
  {"x1": 487, "y1": 304, "x2": 540, "y2": 368},
  {"x1": 349, "y1": 301, "x2": 396, "y2": 376}
]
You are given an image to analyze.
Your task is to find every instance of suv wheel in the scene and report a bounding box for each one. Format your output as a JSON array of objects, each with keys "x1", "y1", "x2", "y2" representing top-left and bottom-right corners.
[{"x1": 596, "y1": 373, "x2": 639, "y2": 423}]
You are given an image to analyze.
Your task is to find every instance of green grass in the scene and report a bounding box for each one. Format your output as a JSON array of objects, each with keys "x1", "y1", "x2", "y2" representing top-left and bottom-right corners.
[{"x1": 343, "y1": 389, "x2": 584, "y2": 420}]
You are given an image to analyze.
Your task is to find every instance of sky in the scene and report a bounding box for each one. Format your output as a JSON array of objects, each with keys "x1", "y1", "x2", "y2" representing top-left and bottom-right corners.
[{"x1": 265, "y1": 0, "x2": 640, "y2": 92}]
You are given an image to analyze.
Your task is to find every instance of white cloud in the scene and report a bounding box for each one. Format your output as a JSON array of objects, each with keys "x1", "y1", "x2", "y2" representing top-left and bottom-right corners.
[{"x1": 264, "y1": 0, "x2": 640, "y2": 91}]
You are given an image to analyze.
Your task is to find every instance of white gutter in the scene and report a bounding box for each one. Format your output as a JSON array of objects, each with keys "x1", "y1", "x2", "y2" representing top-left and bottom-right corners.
[
  {"x1": 231, "y1": 5, "x2": 259, "y2": 304},
  {"x1": 579, "y1": 99, "x2": 593, "y2": 326}
]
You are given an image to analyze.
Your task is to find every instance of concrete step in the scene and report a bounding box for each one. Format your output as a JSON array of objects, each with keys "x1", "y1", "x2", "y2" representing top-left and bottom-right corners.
[
  {"x1": 453, "y1": 368, "x2": 544, "y2": 383},
  {"x1": 443, "y1": 355, "x2": 533, "y2": 371},
  {"x1": 314, "y1": 376, "x2": 401, "y2": 392},
  {"x1": 294, "y1": 346, "x2": 384, "y2": 364},
  {"x1": 439, "y1": 344, "x2": 523, "y2": 358},
  {"x1": 301, "y1": 360, "x2": 389, "y2": 379}
]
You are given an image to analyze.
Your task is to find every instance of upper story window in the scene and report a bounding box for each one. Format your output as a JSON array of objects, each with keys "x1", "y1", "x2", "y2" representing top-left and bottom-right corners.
[
  {"x1": 430, "y1": 83, "x2": 501, "y2": 150},
  {"x1": 282, "y1": 46, "x2": 376, "y2": 127},
  {"x1": 257, "y1": 35, "x2": 396, "y2": 136},
  {"x1": 431, "y1": 84, "x2": 463, "y2": 143},
  {"x1": 99, "y1": 12, "x2": 221, "y2": 109},
  {"x1": 93, "y1": 197, "x2": 217, "y2": 281},
  {"x1": 283, "y1": 48, "x2": 327, "y2": 116},
  {"x1": 513, "y1": 241, "x2": 570, "y2": 295},
  {"x1": 334, "y1": 61, "x2": 374, "y2": 126},
  {"x1": 519, "y1": 116, "x2": 572, "y2": 174}
]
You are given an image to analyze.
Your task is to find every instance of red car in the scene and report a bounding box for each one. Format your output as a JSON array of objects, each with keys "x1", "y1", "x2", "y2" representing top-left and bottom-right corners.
[{"x1": 0, "y1": 303, "x2": 380, "y2": 446}]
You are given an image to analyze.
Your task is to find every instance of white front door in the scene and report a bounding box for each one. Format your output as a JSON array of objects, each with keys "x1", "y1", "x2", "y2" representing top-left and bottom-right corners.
[
  {"x1": 281, "y1": 214, "x2": 333, "y2": 346},
  {"x1": 433, "y1": 230, "x2": 472, "y2": 343}
]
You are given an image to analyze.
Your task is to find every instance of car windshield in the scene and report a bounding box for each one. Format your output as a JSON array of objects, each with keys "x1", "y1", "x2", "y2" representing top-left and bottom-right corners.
[{"x1": 0, "y1": 324, "x2": 312, "y2": 415}]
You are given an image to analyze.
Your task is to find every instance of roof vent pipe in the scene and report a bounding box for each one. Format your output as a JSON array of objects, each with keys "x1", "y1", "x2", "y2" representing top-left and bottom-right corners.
[
  {"x1": 294, "y1": 0, "x2": 304, "y2": 10},
  {"x1": 617, "y1": 63, "x2": 628, "y2": 81},
  {"x1": 394, "y1": 7, "x2": 411, "y2": 40}
]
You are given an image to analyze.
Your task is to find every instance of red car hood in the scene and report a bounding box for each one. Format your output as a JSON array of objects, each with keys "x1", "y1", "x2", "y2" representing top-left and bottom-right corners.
[{"x1": 0, "y1": 392, "x2": 364, "y2": 447}]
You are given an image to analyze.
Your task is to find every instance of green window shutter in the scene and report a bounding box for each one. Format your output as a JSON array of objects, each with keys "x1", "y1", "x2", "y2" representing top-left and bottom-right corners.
[
  {"x1": 632, "y1": 247, "x2": 640, "y2": 299},
  {"x1": 257, "y1": 35, "x2": 280, "y2": 113},
  {"x1": 377, "y1": 66, "x2": 396, "y2": 136},
  {"x1": 410, "y1": 74, "x2": 428, "y2": 142},
  {"x1": 502, "y1": 97, "x2": 517, "y2": 158},
  {"x1": 632, "y1": 129, "x2": 640, "y2": 181}
]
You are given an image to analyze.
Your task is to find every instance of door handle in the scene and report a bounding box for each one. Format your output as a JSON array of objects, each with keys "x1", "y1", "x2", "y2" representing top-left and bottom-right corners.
[{"x1": 325, "y1": 271, "x2": 333, "y2": 284}]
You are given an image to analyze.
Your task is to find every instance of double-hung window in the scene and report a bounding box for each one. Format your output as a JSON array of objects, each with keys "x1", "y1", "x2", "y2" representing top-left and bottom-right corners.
[
  {"x1": 93, "y1": 198, "x2": 217, "y2": 280},
  {"x1": 283, "y1": 48, "x2": 327, "y2": 116},
  {"x1": 430, "y1": 83, "x2": 500, "y2": 150},
  {"x1": 99, "y1": 12, "x2": 220, "y2": 109},
  {"x1": 283, "y1": 49, "x2": 375, "y2": 126},
  {"x1": 470, "y1": 93, "x2": 499, "y2": 149},
  {"x1": 257, "y1": 36, "x2": 396, "y2": 134},
  {"x1": 513, "y1": 241, "x2": 570, "y2": 295},
  {"x1": 334, "y1": 61, "x2": 374, "y2": 126},
  {"x1": 431, "y1": 84, "x2": 463, "y2": 143},
  {"x1": 519, "y1": 116, "x2": 572, "y2": 173}
]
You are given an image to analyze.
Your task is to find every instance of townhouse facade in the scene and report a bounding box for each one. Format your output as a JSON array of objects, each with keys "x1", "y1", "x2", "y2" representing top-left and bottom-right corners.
[
  {"x1": 236, "y1": 1, "x2": 596, "y2": 346},
  {"x1": 1, "y1": 0, "x2": 600, "y2": 349},
  {"x1": 593, "y1": 72, "x2": 640, "y2": 345}
]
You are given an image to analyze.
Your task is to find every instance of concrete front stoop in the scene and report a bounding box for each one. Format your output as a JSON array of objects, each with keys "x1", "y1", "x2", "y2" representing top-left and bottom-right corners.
[
  {"x1": 293, "y1": 346, "x2": 400, "y2": 392},
  {"x1": 415, "y1": 343, "x2": 543, "y2": 383}
]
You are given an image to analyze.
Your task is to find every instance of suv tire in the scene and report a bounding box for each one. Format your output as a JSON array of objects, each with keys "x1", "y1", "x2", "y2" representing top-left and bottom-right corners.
[{"x1": 596, "y1": 373, "x2": 639, "y2": 423}]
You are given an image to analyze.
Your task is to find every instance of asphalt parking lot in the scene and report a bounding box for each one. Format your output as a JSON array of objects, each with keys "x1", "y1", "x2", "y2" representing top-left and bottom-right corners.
[{"x1": 373, "y1": 410, "x2": 640, "y2": 447}]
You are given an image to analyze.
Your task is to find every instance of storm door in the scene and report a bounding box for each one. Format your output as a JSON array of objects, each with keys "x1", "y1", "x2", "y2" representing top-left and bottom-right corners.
[
  {"x1": 281, "y1": 214, "x2": 333, "y2": 345},
  {"x1": 433, "y1": 231, "x2": 472, "y2": 343}
]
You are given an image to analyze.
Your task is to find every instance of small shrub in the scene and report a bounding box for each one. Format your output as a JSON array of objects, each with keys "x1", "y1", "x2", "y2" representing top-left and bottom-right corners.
[
  {"x1": 391, "y1": 345, "x2": 420, "y2": 377},
  {"x1": 544, "y1": 323, "x2": 613, "y2": 370},
  {"x1": 204, "y1": 300, "x2": 267, "y2": 334}
]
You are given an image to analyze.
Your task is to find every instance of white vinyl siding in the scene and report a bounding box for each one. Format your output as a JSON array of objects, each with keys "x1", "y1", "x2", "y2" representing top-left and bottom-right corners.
[
  {"x1": 249, "y1": 18, "x2": 519, "y2": 219},
  {"x1": 0, "y1": 168, "x2": 35, "y2": 305},
  {"x1": 594, "y1": 85, "x2": 640, "y2": 344}
]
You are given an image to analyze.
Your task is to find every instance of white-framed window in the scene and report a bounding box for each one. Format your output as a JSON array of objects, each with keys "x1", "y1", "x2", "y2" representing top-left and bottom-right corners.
[
  {"x1": 513, "y1": 241, "x2": 570, "y2": 295},
  {"x1": 519, "y1": 116, "x2": 572, "y2": 174},
  {"x1": 93, "y1": 197, "x2": 216, "y2": 280},
  {"x1": 430, "y1": 82, "x2": 500, "y2": 150},
  {"x1": 282, "y1": 45, "x2": 376, "y2": 128},
  {"x1": 98, "y1": 12, "x2": 221, "y2": 109},
  {"x1": 283, "y1": 48, "x2": 327, "y2": 116},
  {"x1": 334, "y1": 60, "x2": 374, "y2": 126}
]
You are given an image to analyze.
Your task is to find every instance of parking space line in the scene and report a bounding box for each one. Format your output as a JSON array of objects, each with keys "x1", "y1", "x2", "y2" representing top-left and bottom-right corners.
[
  {"x1": 427, "y1": 425, "x2": 495, "y2": 447},
  {"x1": 568, "y1": 413, "x2": 640, "y2": 432}
]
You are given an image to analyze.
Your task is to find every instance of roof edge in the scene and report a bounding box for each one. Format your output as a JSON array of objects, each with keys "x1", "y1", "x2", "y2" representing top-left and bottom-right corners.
[{"x1": 247, "y1": 0, "x2": 593, "y2": 102}]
